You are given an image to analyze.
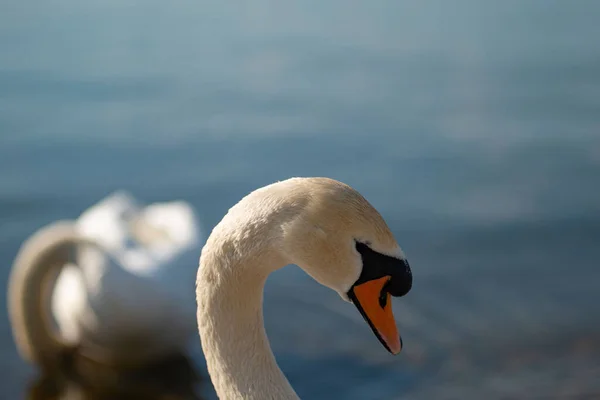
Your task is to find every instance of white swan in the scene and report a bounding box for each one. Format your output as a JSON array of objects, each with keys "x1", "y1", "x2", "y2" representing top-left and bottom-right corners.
[
  {"x1": 8, "y1": 191, "x2": 202, "y2": 369},
  {"x1": 196, "y1": 177, "x2": 413, "y2": 399}
]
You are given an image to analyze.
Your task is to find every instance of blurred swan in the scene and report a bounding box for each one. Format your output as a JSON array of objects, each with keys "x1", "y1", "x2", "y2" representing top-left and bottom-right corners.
[
  {"x1": 196, "y1": 177, "x2": 413, "y2": 399},
  {"x1": 9, "y1": 192, "x2": 202, "y2": 369}
]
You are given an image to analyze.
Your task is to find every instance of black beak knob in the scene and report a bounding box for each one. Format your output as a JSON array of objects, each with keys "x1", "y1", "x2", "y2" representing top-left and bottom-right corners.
[{"x1": 387, "y1": 259, "x2": 412, "y2": 297}]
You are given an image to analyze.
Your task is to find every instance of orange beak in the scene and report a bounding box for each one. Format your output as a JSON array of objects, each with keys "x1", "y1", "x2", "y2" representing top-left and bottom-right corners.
[{"x1": 349, "y1": 276, "x2": 402, "y2": 354}]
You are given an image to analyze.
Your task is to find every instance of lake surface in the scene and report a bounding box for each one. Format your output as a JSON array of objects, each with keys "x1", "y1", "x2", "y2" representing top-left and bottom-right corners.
[{"x1": 1, "y1": 1, "x2": 599, "y2": 398}]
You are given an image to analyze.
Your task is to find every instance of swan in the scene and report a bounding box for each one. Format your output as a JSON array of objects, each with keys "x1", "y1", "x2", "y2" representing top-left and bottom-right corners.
[
  {"x1": 196, "y1": 177, "x2": 413, "y2": 399},
  {"x1": 8, "y1": 191, "x2": 202, "y2": 369}
]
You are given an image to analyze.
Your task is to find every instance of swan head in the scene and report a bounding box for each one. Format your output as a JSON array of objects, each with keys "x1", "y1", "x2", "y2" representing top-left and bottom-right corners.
[{"x1": 279, "y1": 178, "x2": 412, "y2": 355}]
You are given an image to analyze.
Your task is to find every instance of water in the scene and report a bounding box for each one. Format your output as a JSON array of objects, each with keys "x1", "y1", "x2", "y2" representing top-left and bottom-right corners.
[{"x1": 1, "y1": 1, "x2": 599, "y2": 398}]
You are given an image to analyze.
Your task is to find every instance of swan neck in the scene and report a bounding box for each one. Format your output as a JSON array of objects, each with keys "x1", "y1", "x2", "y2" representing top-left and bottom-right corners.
[
  {"x1": 8, "y1": 222, "x2": 84, "y2": 367},
  {"x1": 197, "y1": 243, "x2": 299, "y2": 400}
]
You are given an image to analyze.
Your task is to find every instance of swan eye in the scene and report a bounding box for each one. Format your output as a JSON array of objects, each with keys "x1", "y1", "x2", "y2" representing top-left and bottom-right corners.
[{"x1": 353, "y1": 241, "x2": 412, "y2": 298}]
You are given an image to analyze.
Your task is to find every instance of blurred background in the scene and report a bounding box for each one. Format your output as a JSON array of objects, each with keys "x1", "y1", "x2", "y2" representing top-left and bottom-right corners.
[{"x1": 1, "y1": 0, "x2": 599, "y2": 399}]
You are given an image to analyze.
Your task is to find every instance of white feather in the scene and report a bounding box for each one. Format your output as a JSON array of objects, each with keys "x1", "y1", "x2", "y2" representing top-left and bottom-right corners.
[{"x1": 50, "y1": 191, "x2": 202, "y2": 364}]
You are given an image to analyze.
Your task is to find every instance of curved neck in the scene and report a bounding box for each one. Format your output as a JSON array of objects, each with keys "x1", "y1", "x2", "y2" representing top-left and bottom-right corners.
[
  {"x1": 196, "y1": 213, "x2": 300, "y2": 399},
  {"x1": 8, "y1": 221, "x2": 86, "y2": 367}
]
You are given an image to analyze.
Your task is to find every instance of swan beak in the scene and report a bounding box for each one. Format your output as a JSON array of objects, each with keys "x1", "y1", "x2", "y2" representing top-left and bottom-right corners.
[{"x1": 349, "y1": 276, "x2": 402, "y2": 355}]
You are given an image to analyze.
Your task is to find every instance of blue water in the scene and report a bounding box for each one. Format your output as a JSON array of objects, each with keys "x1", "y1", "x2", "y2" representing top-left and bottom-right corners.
[{"x1": 1, "y1": 1, "x2": 599, "y2": 399}]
